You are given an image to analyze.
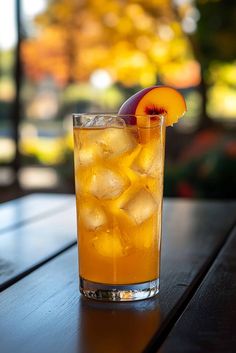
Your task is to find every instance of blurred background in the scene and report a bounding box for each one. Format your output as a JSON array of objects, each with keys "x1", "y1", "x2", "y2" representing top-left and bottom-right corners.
[{"x1": 0, "y1": 0, "x2": 235, "y2": 202}]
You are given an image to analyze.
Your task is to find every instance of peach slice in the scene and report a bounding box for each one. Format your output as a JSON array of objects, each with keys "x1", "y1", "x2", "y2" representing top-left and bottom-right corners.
[{"x1": 118, "y1": 85, "x2": 187, "y2": 127}]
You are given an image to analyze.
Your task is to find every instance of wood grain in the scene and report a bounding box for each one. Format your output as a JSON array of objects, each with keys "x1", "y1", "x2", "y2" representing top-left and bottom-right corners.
[
  {"x1": 0, "y1": 194, "x2": 75, "y2": 234},
  {"x1": 0, "y1": 205, "x2": 77, "y2": 291},
  {"x1": 157, "y1": 225, "x2": 236, "y2": 353},
  {"x1": 0, "y1": 199, "x2": 235, "y2": 353}
]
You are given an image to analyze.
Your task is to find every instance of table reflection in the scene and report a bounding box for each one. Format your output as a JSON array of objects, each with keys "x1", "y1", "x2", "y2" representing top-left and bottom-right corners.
[{"x1": 78, "y1": 297, "x2": 161, "y2": 353}]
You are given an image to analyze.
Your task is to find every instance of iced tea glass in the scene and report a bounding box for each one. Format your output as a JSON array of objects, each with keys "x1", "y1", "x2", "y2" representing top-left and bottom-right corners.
[{"x1": 73, "y1": 113, "x2": 165, "y2": 301}]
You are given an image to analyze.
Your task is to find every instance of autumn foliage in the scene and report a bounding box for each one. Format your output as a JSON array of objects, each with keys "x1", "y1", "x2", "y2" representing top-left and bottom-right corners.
[{"x1": 21, "y1": 0, "x2": 195, "y2": 87}]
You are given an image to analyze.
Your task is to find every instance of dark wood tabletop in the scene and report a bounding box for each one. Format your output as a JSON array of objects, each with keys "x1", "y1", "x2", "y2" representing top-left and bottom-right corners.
[{"x1": 0, "y1": 194, "x2": 236, "y2": 353}]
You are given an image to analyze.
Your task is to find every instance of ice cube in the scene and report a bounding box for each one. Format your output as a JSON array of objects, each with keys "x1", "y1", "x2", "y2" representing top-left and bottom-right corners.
[
  {"x1": 80, "y1": 203, "x2": 107, "y2": 230},
  {"x1": 134, "y1": 217, "x2": 157, "y2": 249},
  {"x1": 147, "y1": 155, "x2": 162, "y2": 178},
  {"x1": 121, "y1": 188, "x2": 157, "y2": 224},
  {"x1": 89, "y1": 167, "x2": 129, "y2": 200},
  {"x1": 78, "y1": 145, "x2": 96, "y2": 166},
  {"x1": 96, "y1": 127, "x2": 137, "y2": 158},
  {"x1": 131, "y1": 141, "x2": 162, "y2": 177},
  {"x1": 92, "y1": 231, "x2": 124, "y2": 257},
  {"x1": 81, "y1": 115, "x2": 106, "y2": 127},
  {"x1": 82, "y1": 115, "x2": 125, "y2": 128}
]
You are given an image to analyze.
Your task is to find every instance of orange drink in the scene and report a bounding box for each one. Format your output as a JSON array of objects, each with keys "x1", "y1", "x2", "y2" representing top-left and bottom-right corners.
[{"x1": 73, "y1": 114, "x2": 165, "y2": 301}]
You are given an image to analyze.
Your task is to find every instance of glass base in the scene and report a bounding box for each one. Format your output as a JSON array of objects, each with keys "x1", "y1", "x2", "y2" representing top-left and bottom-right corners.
[{"x1": 80, "y1": 277, "x2": 159, "y2": 302}]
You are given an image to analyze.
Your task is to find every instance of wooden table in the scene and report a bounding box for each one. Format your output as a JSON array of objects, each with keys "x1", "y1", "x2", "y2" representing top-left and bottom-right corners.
[{"x1": 0, "y1": 194, "x2": 236, "y2": 353}]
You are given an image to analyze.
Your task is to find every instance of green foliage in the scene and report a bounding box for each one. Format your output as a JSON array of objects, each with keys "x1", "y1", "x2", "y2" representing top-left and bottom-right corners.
[{"x1": 195, "y1": 0, "x2": 236, "y2": 66}]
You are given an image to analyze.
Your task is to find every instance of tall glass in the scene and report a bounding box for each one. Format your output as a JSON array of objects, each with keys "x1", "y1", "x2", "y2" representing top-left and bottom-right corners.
[{"x1": 73, "y1": 113, "x2": 165, "y2": 301}]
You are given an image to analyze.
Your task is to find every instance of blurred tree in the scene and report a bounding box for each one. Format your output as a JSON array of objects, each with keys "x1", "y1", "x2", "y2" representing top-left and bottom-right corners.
[
  {"x1": 21, "y1": 0, "x2": 236, "y2": 125},
  {"x1": 21, "y1": 0, "x2": 194, "y2": 87},
  {"x1": 174, "y1": 0, "x2": 236, "y2": 126}
]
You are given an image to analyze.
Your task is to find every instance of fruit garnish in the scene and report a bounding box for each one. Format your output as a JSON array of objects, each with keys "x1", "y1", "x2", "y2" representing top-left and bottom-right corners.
[{"x1": 118, "y1": 85, "x2": 187, "y2": 127}]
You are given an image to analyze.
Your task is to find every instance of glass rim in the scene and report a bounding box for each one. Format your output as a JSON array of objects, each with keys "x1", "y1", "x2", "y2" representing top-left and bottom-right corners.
[{"x1": 73, "y1": 113, "x2": 165, "y2": 127}]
